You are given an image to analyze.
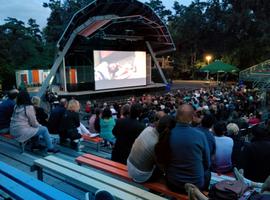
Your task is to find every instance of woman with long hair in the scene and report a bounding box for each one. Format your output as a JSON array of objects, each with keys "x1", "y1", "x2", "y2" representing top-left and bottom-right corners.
[{"x1": 10, "y1": 90, "x2": 58, "y2": 153}]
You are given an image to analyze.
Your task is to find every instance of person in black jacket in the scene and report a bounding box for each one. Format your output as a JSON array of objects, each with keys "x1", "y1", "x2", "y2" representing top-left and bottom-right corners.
[
  {"x1": 31, "y1": 96, "x2": 48, "y2": 127},
  {"x1": 48, "y1": 98, "x2": 67, "y2": 134},
  {"x1": 59, "y1": 99, "x2": 81, "y2": 149},
  {"x1": 0, "y1": 89, "x2": 18, "y2": 134},
  {"x1": 240, "y1": 124, "x2": 270, "y2": 182},
  {"x1": 111, "y1": 103, "x2": 145, "y2": 164}
]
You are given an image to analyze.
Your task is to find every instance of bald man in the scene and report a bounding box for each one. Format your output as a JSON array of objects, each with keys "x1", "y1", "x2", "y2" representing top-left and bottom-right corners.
[{"x1": 166, "y1": 104, "x2": 211, "y2": 192}]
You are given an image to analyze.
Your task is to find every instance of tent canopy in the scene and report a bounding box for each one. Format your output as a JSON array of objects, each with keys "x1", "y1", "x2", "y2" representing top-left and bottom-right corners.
[{"x1": 200, "y1": 60, "x2": 239, "y2": 73}]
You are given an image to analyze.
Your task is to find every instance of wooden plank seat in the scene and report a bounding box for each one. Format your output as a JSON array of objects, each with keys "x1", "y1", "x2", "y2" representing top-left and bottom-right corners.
[
  {"x1": 82, "y1": 134, "x2": 103, "y2": 151},
  {"x1": 76, "y1": 153, "x2": 189, "y2": 200},
  {"x1": 0, "y1": 160, "x2": 76, "y2": 200},
  {"x1": 0, "y1": 133, "x2": 30, "y2": 153},
  {"x1": 31, "y1": 155, "x2": 167, "y2": 200}
]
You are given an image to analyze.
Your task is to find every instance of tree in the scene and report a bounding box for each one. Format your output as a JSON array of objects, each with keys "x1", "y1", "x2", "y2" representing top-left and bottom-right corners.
[{"x1": 145, "y1": 0, "x2": 172, "y2": 23}]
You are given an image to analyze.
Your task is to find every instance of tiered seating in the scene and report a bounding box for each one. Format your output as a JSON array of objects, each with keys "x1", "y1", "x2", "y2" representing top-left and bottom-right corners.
[
  {"x1": 76, "y1": 153, "x2": 190, "y2": 200},
  {"x1": 0, "y1": 160, "x2": 76, "y2": 200},
  {"x1": 0, "y1": 133, "x2": 29, "y2": 153},
  {"x1": 32, "y1": 155, "x2": 167, "y2": 200}
]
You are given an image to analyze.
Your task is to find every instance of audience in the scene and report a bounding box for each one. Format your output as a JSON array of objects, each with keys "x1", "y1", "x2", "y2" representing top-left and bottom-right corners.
[
  {"x1": 111, "y1": 103, "x2": 145, "y2": 164},
  {"x1": 0, "y1": 89, "x2": 18, "y2": 134},
  {"x1": 99, "y1": 107, "x2": 116, "y2": 145},
  {"x1": 240, "y1": 125, "x2": 270, "y2": 182},
  {"x1": 166, "y1": 104, "x2": 211, "y2": 192},
  {"x1": 226, "y1": 122, "x2": 244, "y2": 169},
  {"x1": 31, "y1": 96, "x2": 48, "y2": 127},
  {"x1": 88, "y1": 108, "x2": 101, "y2": 133},
  {"x1": 59, "y1": 99, "x2": 82, "y2": 149},
  {"x1": 196, "y1": 114, "x2": 216, "y2": 162},
  {"x1": 127, "y1": 111, "x2": 167, "y2": 183},
  {"x1": 48, "y1": 98, "x2": 67, "y2": 134},
  {"x1": 10, "y1": 90, "x2": 58, "y2": 153},
  {"x1": 212, "y1": 121, "x2": 233, "y2": 173},
  {"x1": 1, "y1": 83, "x2": 270, "y2": 198}
]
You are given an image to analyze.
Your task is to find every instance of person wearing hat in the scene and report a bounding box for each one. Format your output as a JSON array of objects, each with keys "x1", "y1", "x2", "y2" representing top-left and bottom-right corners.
[{"x1": 0, "y1": 89, "x2": 19, "y2": 134}]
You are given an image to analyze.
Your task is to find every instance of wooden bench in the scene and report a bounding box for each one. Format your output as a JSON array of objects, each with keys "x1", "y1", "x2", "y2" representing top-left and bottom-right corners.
[
  {"x1": 0, "y1": 133, "x2": 29, "y2": 153},
  {"x1": 31, "y1": 155, "x2": 167, "y2": 200},
  {"x1": 76, "y1": 153, "x2": 189, "y2": 200},
  {"x1": 82, "y1": 134, "x2": 103, "y2": 151},
  {"x1": 0, "y1": 160, "x2": 76, "y2": 200}
]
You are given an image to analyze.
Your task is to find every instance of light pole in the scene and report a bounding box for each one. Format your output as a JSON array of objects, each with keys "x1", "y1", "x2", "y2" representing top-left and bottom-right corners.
[{"x1": 205, "y1": 55, "x2": 212, "y2": 80}]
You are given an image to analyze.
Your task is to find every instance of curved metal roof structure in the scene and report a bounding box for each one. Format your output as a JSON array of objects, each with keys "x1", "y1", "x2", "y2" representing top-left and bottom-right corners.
[
  {"x1": 57, "y1": 0, "x2": 175, "y2": 55},
  {"x1": 38, "y1": 0, "x2": 175, "y2": 97}
]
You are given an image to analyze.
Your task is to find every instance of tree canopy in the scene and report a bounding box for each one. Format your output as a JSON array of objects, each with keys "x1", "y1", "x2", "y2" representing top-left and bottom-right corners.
[{"x1": 1, "y1": 0, "x2": 270, "y2": 89}]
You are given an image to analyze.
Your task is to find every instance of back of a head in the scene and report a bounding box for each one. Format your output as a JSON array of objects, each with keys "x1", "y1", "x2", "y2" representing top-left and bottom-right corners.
[
  {"x1": 59, "y1": 98, "x2": 67, "y2": 107},
  {"x1": 121, "y1": 104, "x2": 130, "y2": 117},
  {"x1": 201, "y1": 114, "x2": 215, "y2": 129},
  {"x1": 130, "y1": 103, "x2": 143, "y2": 119},
  {"x1": 31, "y1": 96, "x2": 40, "y2": 107},
  {"x1": 176, "y1": 104, "x2": 194, "y2": 124},
  {"x1": 94, "y1": 108, "x2": 101, "y2": 116},
  {"x1": 213, "y1": 121, "x2": 227, "y2": 136},
  {"x1": 67, "y1": 99, "x2": 80, "y2": 112},
  {"x1": 157, "y1": 115, "x2": 176, "y2": 136},
  {"x1": 7, "y1": 89, "x2": 19, "y2": 100},
  {"x1": 16, "y1": 90, "x2": 31, "y2": 106},
  {"x1": 226, "y1": 123, "x2": 239, "y2": 135},
  {"x1": 252, "y1": 124, "x2": 269, "y2": 139},
  {"x1": 102, "y1": 107, "x2": 112, "y2": 119}
]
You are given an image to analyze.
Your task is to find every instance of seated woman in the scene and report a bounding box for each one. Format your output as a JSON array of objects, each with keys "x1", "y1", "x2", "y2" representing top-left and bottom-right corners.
[
  {"x1": 31, "y1": 96, "x2": 48, "y2": 127},
  {"x1": 240, "y1": 124, "x2": 270, "y2": 182},
  {"x1": 127, "y1": 113, "x2": 175, "y2": 183},
  {"x1": 88, "y1": 108, "x2": 101, "y2": 133},
  {"x1": 212, "y1": 121, "x2": 234, "y2": 173},
  {"x1": 99, "y1": 107, "x2": 116, "y2": 146},
  {"x1": 10, "y1": 90, "x2": 58, "y2": 153},
  {"x1": 59, "y1": 99, "x2": 82, "y2": 149}
]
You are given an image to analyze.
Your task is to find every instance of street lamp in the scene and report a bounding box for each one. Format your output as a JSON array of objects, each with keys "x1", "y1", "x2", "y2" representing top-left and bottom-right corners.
[
  {"x1": 205, "y1": 55, "x2": 212, "y2": 65},
  {"x1": 205, "y1": 55, "x2": 212, "y2": 80}
]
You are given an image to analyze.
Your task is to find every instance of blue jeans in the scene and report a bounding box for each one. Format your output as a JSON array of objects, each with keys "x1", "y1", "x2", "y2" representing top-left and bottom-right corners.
[{"x1": 36, "y1": 126, "x2": 53, "y2": 149}]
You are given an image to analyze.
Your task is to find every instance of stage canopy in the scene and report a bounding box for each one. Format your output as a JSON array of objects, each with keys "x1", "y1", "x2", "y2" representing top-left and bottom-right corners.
[
  {"x1": 38, "y1": 0, "x2": 175, "y2": 97},
  {"x1": 57, "y1": 0, "x2": 175, "y2": 55}
]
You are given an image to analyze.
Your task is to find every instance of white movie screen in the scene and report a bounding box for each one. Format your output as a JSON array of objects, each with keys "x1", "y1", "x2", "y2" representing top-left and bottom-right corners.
[{"x1": 94, "y1": 50, "x2": 146, "y2": 90}]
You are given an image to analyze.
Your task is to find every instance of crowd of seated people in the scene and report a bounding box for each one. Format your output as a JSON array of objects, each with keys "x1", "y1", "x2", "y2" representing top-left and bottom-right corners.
[
  {"x1": 0, "y1": 84, "x2": 270, "y2": 198},
  {"x1": 82, "y1": 84, "x2": 270, "y2": 196}
]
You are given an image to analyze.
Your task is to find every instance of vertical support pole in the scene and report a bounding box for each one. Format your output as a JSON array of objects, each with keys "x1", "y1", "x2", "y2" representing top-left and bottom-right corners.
[
  {"x1": 63, "y1": 57, "x2": 67, "y2": 92},
  {"x1": 37, "y1": 167, "x2": 44, "y2": 181},
  {"x1": 146, "y1": 41, "x2": 168, "y2": 85}
]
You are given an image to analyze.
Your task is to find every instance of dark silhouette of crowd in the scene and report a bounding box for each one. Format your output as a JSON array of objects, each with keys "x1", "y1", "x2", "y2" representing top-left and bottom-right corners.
[{"x1": 1, "y1": 84, "x2": 270, "y2": 198}]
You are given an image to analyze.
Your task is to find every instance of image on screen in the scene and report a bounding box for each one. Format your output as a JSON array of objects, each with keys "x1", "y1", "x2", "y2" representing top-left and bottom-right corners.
[{"x1": 94, "y1": 50, "x2": 146, "y2": 90}]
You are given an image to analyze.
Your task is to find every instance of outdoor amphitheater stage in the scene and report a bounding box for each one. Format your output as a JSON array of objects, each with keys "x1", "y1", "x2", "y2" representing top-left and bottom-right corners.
[{"x1": 57, "y1": 83, "x2": 166, "y2": 100}]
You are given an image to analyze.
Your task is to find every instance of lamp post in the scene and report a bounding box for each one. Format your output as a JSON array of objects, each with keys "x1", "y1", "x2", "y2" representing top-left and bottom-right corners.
[
  {"x1": 205, "y1": 55, "x2": 212, "y2": 65},
  {"x1": 205, "y1": 55, "x2": 212, "y2": 80}
]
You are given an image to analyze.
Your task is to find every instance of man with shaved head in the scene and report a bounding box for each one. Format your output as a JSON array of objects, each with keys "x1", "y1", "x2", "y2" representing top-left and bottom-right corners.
[{"x1": 166, "y1": 104, "x2": 211, "y2": 192}]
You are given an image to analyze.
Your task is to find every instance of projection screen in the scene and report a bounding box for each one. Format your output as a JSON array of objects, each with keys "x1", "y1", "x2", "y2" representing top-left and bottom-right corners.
[{"x1": 94, "y1": 50, "x2": 146, "y2": 90}]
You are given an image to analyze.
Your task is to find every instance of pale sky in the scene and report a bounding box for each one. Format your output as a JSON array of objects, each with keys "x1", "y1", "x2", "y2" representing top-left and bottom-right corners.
[{"x1": 0, "y1": 0, "x2": 192, "y2": 28}]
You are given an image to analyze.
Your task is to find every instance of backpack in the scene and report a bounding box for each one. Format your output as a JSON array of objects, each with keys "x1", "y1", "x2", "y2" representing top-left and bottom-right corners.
[{"x1": 209, "y1": 180, "x2": 249, "y2": 200}]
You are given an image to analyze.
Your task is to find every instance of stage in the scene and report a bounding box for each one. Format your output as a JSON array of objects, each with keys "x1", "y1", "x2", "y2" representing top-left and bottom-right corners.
[{"x1": 57, "y1": 83, "x2": 166, "y2": 100}]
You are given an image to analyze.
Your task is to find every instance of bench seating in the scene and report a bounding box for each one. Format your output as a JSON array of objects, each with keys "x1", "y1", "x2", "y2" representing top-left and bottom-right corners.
[
  {"x1": 82, "y1": 134, "x2": 103, "y2": 151},
  {"x1": 76, "y1": 153, "x2": 189, "y2": 200},
  {"x1": 0, "y1": 133, "x2": 29, "y2": 153},
  {"x1": 0, "y1": 160, "x2": 76, "y2": 200},
  {"x1": 32, "y1": 155, "x2": 167, "y2": 200}
]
